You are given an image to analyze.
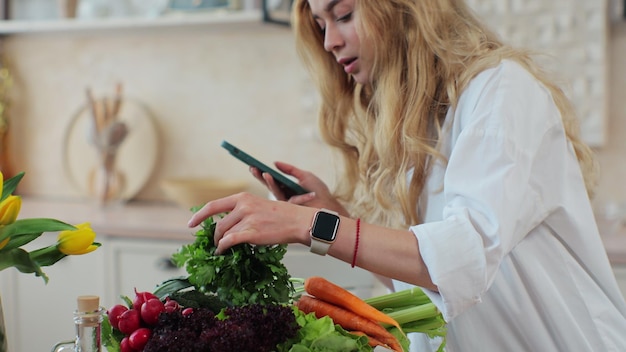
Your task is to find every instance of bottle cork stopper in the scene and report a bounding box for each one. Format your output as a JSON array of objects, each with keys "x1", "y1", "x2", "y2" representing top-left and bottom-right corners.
[{"x1": 77, "y1": 295, "x2": 100, "y2": 312}]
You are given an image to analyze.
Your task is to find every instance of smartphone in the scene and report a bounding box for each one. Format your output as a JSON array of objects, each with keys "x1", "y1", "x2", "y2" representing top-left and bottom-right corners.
[{"x1": 221, "y1": 140, "x2": 310, "y2": 198}]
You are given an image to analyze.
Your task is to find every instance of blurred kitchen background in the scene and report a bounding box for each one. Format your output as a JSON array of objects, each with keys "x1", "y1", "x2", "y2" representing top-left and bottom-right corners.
[
  {"x1": 0, "y1": 0, "x2": 622, "y2": 212},
  {"x1": 1, "y1": 0, "x2": 626, "y2": 350},
  {"x1": 0, "y1": 0, "x2": 622, "y2": 210}
]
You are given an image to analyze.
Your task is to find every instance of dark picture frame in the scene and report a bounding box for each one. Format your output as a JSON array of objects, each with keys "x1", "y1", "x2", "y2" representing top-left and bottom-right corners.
[
  {"x1": 262, "y1": 0, "x2": 293, "y2": 26},
  {"x1": 1, "y1": 0, "x2": 8, "y2": 20}
]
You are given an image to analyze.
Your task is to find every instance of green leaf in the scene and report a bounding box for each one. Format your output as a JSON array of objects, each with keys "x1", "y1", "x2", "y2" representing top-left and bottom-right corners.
[
  {"x1": 0, "y1": 172, "x2": 25, "y2": 201},
  {"x1": 0, "y1": 218, "x2": 75, "y2": 242},
  {"x1": 153, "y1": 277, "x2": 193, "y2": 299},
  {"x1": 0, "y1": 247, "x2": 49, "y2": 283},
  {"x1": 101, "y1": 314, "x2": 122, "y2": 352},
  {"x1": 278, "y1": 309, "x2": 371, "y2": 352},
  {"x1": 120, "y1": 295, "x2": 133, "y2": 308},
  {"x1": 0, "y1": 233, "x2": 42, "y2": 251},
  {"x1": 28, "y1": 245, "x2": 67, "y2": 267}
]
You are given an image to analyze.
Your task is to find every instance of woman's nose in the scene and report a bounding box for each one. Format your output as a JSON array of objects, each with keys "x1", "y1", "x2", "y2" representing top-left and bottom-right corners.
[{"x1": 323, "y1": 25, "x2": 343, "y2": 52}]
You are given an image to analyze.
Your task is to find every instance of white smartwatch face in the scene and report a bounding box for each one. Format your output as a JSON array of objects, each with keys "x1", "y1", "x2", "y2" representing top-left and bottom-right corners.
[{"x1": 311, "y1": 211, "x2": 340, "y2": 242}]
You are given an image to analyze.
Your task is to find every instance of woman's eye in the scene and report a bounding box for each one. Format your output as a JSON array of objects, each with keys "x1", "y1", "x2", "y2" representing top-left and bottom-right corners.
[{"x1": 336, "y1": 12, "x2": 352, "y2": 22}]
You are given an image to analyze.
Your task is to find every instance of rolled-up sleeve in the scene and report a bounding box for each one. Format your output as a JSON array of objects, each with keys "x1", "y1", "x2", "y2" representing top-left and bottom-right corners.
[
  {"x1": 407, "y1": 61, "x2": 560, "y2": 321},
  {"x1": 413, "y1": 218, "x2": 486, "y2": 319}
]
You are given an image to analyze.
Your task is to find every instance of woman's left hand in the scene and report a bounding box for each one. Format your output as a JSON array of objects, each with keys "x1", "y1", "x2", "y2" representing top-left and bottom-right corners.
[{"x1": 187, "y1": 192, "x2": 314, "y2": 254}]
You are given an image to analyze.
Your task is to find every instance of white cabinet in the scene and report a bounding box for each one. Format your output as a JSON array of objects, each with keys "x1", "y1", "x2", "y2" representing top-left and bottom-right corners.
[
  {"x1": 104, "y1": 237, "x2": 188, "y2": 305},
  {"x1": 0, "y1": 233, "x2": 107, "y2": 352}
]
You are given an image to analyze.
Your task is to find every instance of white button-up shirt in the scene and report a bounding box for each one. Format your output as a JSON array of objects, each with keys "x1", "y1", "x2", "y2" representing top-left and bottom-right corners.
[{"x1": 394, "y1": 60, "x2": 626, "y2": 351}]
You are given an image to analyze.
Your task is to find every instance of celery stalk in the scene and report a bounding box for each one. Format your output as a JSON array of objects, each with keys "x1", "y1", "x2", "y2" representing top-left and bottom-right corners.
[
  {"x1": 400, "y1": 316, "x2": 447, "y2": 334},
  {"x1": 364, "y1": 287, "x2": 430, "y2": 309},
  {"x1": 365, "y1": 287, "x2": 447, "y2": 352},
  {"x1": 385, "y1": 302, "x2": 441, "y2": 325}
]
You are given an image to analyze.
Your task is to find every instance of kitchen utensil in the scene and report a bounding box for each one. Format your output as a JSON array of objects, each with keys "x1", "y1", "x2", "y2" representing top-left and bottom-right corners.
[{"x1": 64, "y1": 98, "x2": 158, "y2": 203}]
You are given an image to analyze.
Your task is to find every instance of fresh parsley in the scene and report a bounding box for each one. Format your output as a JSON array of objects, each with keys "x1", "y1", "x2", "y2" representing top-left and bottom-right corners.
[{"x1": 170, "y1": 214, "x2": 295, "y2": 306}]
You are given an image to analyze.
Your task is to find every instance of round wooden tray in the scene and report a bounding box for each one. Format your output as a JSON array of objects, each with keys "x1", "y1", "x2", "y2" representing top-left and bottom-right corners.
[{"x1": 63, "y1": 98, "x2": 159, "y2": 202}]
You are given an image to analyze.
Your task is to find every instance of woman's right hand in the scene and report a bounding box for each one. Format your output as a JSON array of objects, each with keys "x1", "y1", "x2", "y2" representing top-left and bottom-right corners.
[{"x1": 250, "y1": 161, "x2": 349, "y2": 216}]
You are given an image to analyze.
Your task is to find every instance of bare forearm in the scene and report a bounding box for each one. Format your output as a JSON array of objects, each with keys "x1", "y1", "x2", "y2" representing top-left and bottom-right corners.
[{"x1": 299, "y1": 208, "x2": 437, "y2": 291}]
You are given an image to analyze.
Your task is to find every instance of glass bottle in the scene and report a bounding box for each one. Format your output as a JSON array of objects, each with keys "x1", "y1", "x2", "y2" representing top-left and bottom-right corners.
[{"x1": 52, "y1": 295, "x2": 104, "y2": 352}]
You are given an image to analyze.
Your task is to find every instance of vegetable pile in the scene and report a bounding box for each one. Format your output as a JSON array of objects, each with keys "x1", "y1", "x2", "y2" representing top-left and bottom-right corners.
[
  {"x1": 296, "y1": 276, "x2": 404, "y2": 351},
  {"x1": 293, "y1": 276, "x2": 446, "y2": 352},
  {"x1": 101, "y1": 211, "x2": 447, "y2": 351}
]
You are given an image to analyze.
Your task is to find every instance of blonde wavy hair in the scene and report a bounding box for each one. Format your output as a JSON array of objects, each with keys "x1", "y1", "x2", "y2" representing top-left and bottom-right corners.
[{"x1": 293, "y1": 0, "x2": 597, "y2": 228}]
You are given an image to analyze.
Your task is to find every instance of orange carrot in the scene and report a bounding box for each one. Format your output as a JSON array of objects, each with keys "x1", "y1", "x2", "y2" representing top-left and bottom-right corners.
[
  {"x1": 304, "y1": 276, "x2": 403, "y2": 333},
  {"x1": 296, "y1": 295, "x2": 403, "y2": 352}
]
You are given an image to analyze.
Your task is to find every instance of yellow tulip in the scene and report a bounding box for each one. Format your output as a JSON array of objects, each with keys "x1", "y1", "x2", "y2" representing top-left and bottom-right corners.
[
  {"x1": 0, "y1": 195, "x2": 21, "y2": 225},
  {"x1": 0, "y1": 170, "x2": 3, "y2": 194},
  {"x1": 0, "y1": 237, "x2": 8, "y2": 250},
  {"x1": 57, "y1": 222, "x2": 99, "y2": 255}
]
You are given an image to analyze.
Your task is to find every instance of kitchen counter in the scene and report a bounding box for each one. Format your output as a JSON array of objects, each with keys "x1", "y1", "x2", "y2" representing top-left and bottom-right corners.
[
  {"x1": 18, "y1": 197, "x2": 626, "y2": 264},
  {"x1": 19, "y1": 197, "x2": 194, "y2": 241}
]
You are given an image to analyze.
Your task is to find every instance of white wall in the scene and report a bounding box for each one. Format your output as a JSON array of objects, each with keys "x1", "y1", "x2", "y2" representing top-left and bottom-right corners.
[{"x1": 2, "y1": 23, "x2": 335, "y2": 202}]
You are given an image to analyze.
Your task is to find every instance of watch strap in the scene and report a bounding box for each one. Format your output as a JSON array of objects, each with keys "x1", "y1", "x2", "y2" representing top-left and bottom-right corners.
[{"x1": 310, "y1": 238, "x2": 333, "y2": 256}]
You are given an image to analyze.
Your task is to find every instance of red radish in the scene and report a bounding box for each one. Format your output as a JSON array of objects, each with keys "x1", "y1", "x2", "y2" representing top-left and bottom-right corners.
[
  {"x1": 118, "y1": 309, "x2": 141, "y2": 335},
  {"x1": 163, "y1": 298, "x2": 180, "y2": 313},
  {"x1": 132, "y1": 288, "x2": 158, "y2": 311},
  {"x1": 120, "y1": 336, "x2": 137, "y2": 352},
  {"x1": 182, "y1": 307, "x2": 194, "y2": 316},
  {"x1": 129, "y1": 327, "x2": 152, "y2": 351},
  {"x1": 140, "y1": 298, "x2": 165, "y2": 326},
  {"x1": 107, "y1": 304, "x2": 129, "y2": 330}
]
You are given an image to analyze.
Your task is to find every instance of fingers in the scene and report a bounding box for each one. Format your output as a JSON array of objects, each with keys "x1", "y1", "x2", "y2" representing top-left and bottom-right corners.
[
  {"x1": 274, "y1": 161, "x2": 301, "y2": 177},
  {"x1": 262, "y1": 172, "x2": 288, "y2": 201},
  {"x1": 213, "y1": 210, "x2": 244, "y2": 254},
  {"x1": 187, "y1": 193, "x2": 269, "y2": 254},
  {"x1": 187, "y1": 194, "x2": 240, "y2": 227},
  {"x1": 288, "y1": 192, "x2": 316, "y2": 205},
  {"x1": 250, "y1": 166, "x2": 288, "y2": 200},
  {"x1": 249, "y1": 166, "x2": 265, "y2": 183}
]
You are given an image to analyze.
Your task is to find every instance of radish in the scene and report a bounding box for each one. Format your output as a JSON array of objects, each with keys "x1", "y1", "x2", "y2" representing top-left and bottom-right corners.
[
  {"x1": 107, "y1": 304, "x2": 129, "y2": 330},
  {"x1": 163, "y1": 298, "x2": 180, "y2": 313},
  {"x1": 118, "y1": 309, "x2": 141, "y2": 335},
  {"x1": 132, "y1": 288, "x2": 158, "y2": 311},
  {"x1": 120, "y1": 336, "x2": 137, "y2": 352},
  {"x1": 129, "y1": 327, "x2": 152, "y2": 351},
  {"x1": 140, "y1": 298, "x2": 165, "y2": 326}
]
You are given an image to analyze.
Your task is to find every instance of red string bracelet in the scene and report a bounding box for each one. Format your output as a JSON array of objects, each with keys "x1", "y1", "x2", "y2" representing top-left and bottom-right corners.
[{"x1": 351, "y1": 218, "x2": 361, "y2": 268}]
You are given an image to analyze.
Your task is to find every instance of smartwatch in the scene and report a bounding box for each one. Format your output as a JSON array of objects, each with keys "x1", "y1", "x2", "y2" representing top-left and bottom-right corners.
[{"x1": 309, "y1": 209, "x2": 341, "y2": 256}]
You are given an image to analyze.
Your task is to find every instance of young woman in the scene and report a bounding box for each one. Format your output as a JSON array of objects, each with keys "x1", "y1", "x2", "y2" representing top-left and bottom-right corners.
[{"x1": 188, "y1": 0, "x2": 626, "y2": 350}]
